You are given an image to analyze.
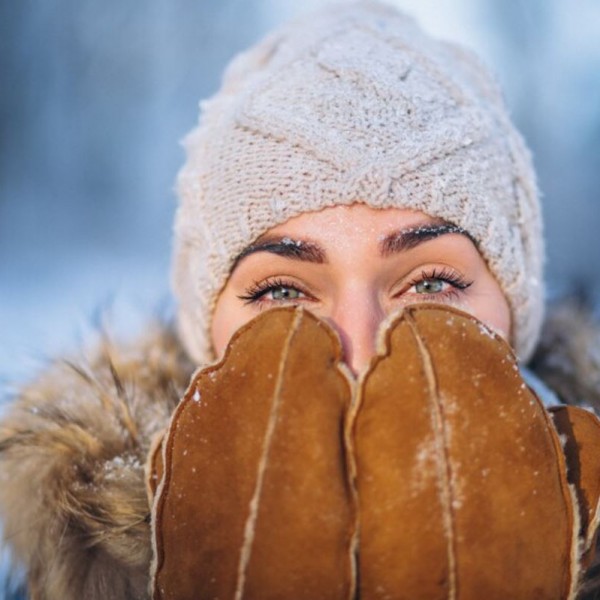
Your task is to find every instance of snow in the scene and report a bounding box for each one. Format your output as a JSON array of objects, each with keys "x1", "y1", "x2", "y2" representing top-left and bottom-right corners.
[
  {"x1": 477, "y1": 322, "x2": 496, "y2": 340},
  {"x1": 103, "y1": 454, "x2": 143, "y2": 481},
  {"x1": 280, "y1": 237, "x2": 303, "y2": 247}
]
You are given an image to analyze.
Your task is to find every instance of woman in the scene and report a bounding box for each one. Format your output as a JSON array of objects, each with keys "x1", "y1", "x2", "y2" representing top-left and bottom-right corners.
[{"x1": 1, "y1": 2, "x2": 599, "y2": 598}]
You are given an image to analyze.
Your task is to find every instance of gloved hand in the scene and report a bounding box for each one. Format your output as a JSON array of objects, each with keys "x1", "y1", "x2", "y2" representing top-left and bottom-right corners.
[{"x1": 148, "y1": 305, "x2": 600, "y2": 600}]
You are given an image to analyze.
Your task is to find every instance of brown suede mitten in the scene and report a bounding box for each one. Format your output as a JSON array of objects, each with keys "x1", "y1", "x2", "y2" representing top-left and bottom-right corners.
[
  {"x1": 150, "y1": 308, "x2": 356, "y2": 600},
  {"x1": 354, "y1": 305, "x2": 578, "y2": 599},
  {"x1": 149, "y1": 305, "x2": 600, "y2": 599}
]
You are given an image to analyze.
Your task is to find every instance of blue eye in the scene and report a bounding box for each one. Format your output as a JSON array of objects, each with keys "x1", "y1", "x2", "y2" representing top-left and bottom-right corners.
[
  {"x1": 414, "y1": 279, "x2": 445, "y2": 294},
  {"x1": 270, "y1": 286, "x2": 303, "y2": 300},
  {"x1": 238, "y1": 278, "x2": 311, "y2": 305},
  {"x1": 406, "y1": 268, "x2": 473, "y2": 299}
]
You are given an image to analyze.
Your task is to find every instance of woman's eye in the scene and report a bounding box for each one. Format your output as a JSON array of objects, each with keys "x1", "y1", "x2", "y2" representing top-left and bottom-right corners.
[
  {"x1": 413, "y1": 278, "x2": 446, "y2": 294},
  {"x1": 269, "y1": 286, "x2": 303, "y2": 301},
  {"x1": 404, "y1": 268, "x2": 473, "y2": 299},
  {"x1": 237, "y1": 279, "x2": 311, "y2": 305}
]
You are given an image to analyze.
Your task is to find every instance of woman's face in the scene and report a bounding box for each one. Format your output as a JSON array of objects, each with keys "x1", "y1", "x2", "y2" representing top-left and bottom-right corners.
[{"x1": 212, "y1": 204, "x2": 511, "y2": 374}]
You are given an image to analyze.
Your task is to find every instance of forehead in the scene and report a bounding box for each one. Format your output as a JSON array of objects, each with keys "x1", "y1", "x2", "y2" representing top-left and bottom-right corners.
[{"x1": 259, "y1": 204, "x2": 446, "y2": 243}]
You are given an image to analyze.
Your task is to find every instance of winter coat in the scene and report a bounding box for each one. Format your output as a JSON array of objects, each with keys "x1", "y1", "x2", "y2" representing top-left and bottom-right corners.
[{"x1": 1, "y1": 301, "x2": 599, "y2": 600}]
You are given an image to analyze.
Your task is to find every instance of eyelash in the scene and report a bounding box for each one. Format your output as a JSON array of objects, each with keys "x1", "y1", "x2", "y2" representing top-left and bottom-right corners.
[
  {"x1": 404, "y1": 267, "x2": 473, "y2": 299},
  {"x1": 237, "y1": 277, "x2": 313, "y2": 305},
  {"x1": 238, "y1": 268, "x2": 473, "y2": 306}
]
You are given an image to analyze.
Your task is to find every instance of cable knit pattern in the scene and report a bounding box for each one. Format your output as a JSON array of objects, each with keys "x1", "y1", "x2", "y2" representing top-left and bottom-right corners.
[{"x1": 172, "y1": 0, "x2": 544, "y2": 365}]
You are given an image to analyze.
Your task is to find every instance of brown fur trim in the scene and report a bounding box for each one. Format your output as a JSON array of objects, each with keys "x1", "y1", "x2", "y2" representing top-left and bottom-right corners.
[
  {"x1": 530, "y1": 299, "x2": 600, "y2": 412},
  {"x1": 0, "y1": 322, "x2": 194, "y2": 600}
]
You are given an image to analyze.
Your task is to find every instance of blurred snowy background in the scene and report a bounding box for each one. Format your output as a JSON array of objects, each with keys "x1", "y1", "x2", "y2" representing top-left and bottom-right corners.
[{"x1": 1, "y1": 0, "x2": 600, "y2": 387}]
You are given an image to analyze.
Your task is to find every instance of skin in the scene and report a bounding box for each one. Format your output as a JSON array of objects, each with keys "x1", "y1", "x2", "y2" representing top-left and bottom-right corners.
[{"x1": 211, "y1": 204, "x2": 511, "y2": 374}]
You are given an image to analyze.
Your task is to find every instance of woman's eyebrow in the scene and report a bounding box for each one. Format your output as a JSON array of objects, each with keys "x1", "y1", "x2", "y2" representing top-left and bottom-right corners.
[
  {"x1": 380, "y1": 222, "x2": 477, "y2": 256},
  {"x1": 231, "y1": 236, "x2": 326, "y2": 271}
]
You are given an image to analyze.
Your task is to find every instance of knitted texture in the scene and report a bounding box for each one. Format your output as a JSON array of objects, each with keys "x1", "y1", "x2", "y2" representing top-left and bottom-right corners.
[{"x1": 172, "y1": 0, "x2": 544, "y2": 365}]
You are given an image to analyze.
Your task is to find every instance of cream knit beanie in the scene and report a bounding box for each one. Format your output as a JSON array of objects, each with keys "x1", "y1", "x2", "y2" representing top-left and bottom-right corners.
[{"x1": 173, "y1": 1, "x2": 544, "y2": 365}]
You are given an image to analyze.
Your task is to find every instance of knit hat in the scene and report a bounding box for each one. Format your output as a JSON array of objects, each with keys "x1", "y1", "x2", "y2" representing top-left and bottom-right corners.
[{"x1": 172, "y1": 1, "x2": 544, "y2": 365}]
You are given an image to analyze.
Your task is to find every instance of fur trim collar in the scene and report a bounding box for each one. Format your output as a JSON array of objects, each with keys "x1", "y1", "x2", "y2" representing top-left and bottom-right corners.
[
  {"x1": 530, "y1": 299, "x2": 600, "y2": 411},
  {"x1": 0, "y1": 323, "x2": 194, "y2": 599}
]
